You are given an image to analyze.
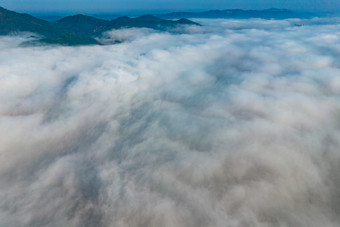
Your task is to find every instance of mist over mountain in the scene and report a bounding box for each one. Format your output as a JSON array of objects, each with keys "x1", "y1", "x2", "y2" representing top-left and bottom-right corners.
[
  {"x1": 0, "y1": 6, "x2": 199, "y2": 45},
  {"x1": 1, "y1": 13, "x2": 340, "y2": 226}
]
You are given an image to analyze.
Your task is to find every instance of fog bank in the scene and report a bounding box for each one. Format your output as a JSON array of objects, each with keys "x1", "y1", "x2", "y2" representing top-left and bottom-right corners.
[{"x1": 1, "y1": 19, "x2": 340, "y2": 227}]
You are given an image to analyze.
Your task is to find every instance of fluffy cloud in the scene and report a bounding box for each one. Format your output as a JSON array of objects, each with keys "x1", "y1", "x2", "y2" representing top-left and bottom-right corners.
[{"x1": 1, "y1": 19, "x2": 340, "y2": 227}]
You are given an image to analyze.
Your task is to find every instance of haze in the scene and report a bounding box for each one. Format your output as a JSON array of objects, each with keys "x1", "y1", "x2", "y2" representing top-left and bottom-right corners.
[{"x1": 0, "y1": 0, "x2": 340, "y2": 13}]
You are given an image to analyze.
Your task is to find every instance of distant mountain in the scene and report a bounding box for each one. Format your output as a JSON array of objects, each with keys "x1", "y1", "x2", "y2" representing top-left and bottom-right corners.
[
  {"x1": 160, "y1": 8, "x2": 314, "y2": 19},
  {"x1": 0, "y1": 6, "x2": 199, "y2": 46},
  {"x1": 109, "y1": 15, "x2": 200, "y2": 30},
  {"x1": 56, "y1": 14, "x2": 200, "y2": 36}
]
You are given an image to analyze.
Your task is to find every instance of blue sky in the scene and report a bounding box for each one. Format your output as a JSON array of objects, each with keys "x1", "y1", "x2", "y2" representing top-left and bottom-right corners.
[{"x1": 0, "y1": 0, "x2": 339, "y2": 13}]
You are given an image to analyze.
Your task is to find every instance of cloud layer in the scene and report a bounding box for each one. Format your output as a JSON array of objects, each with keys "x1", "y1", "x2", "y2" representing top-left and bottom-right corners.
[{"x1": 1, "y1": 19, "x2": 340, "y2": 227}]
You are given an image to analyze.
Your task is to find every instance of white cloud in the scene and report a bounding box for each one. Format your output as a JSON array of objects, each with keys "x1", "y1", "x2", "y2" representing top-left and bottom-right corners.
[{"x1": 1, "y1": 18, "x2": 340, "y2": 226}]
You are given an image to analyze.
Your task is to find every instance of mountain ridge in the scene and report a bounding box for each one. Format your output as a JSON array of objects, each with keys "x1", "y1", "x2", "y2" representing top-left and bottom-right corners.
[
  {"x1": 159, "y1": 8, "x2": 315, "y2": 19},
  {"x1": 0, "y1": 6, "x2": 199, "y2": 46}
]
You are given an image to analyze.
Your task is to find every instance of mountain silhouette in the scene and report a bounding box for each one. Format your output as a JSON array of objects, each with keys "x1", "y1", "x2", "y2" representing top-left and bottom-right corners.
[
  {"x1": 159, "y1": 8, "x2": 314, "y2": 19},
  {"x1": 0, "y1": 6, "x2": 64, "y2": 37},
  {"x1": 0, "y1": 6, "x2": 199, "y2": 46}
]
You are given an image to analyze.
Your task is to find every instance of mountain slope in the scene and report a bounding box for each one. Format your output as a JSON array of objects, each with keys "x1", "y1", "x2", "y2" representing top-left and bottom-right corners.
[
  {"x1": 108, "y1": 15, "x2": 200, "y2": 30},
  {"x1": 39, "y1": 34, "x2": 100, "y2": 45},
  {"x1": 0, "y1": 6, "x2": 98, "y2": 46},
  {"x1": 56, "y1": 14, "x2": 111, "y2": 36},
  {"x1": 0, "y1": 6, "x2": 63, "y2": 37},
  {"x1": 0, "y1": 6, "x2": 200, "y2": 46},
  {"x1": 57, "y1": 14, "x2": 200, "y2": 35}
]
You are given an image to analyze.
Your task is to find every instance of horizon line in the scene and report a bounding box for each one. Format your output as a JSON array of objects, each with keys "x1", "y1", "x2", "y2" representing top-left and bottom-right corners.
[{"x1": 1, "y1": 5, "x2": 327, "y2": 16}]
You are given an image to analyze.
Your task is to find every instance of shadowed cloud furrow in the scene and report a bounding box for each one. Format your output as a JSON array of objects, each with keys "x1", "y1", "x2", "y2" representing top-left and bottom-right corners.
[{"x1": 0, "y1": 18, "x2": 340, "y2": 226}]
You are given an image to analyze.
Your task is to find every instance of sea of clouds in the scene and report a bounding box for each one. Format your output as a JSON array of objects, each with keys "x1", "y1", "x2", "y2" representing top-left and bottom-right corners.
[{"x1": 1, "y1": 18, "x2": 340, "y2": 227}]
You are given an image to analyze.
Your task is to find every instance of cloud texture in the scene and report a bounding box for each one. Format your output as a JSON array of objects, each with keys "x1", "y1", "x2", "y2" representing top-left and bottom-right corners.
[{"x1": 1, "y1": 19, "x2": 340, "y2": 227}]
